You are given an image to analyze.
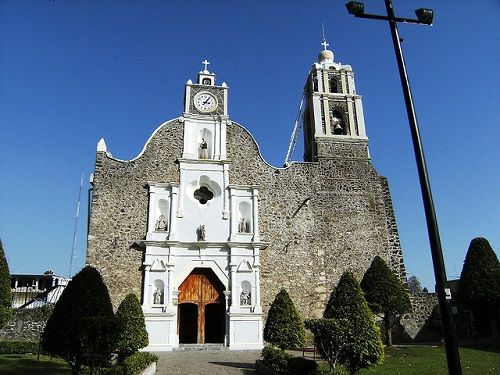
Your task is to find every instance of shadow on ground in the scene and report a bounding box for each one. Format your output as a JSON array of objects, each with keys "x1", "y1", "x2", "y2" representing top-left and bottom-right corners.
[{"x1": 209, "y1": 361, "x2": 255, "y2": 373}]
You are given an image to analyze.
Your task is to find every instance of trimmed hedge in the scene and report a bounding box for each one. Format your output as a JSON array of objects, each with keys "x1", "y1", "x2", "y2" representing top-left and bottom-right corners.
[
  {"x1": 261, "y1": 346, "x2": 317, "y2": 375},
  {"x1": 102, "y1": 352, "x2": 158, "y2": 375},
  {"x1": 0, "y1": 340, "x2": 39, "y2": 354}
]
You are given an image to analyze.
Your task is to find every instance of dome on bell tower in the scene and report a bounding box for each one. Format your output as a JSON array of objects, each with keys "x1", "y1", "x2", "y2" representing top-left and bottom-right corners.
[
  {"x1": 318, "y1": 39, "x2": 334, "y2": 63},
  {"x1": 318, "y1": 49, "x2": 334, "y2": 63}
]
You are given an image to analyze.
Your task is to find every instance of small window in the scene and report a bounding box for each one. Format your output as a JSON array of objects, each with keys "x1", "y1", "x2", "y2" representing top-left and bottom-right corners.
[
  {"x1": 194, "y1": 186, "x2": 214, "y2": 204},
  {"x1": 329, "y1": 78, "x2": 338, "y2": 93},
  {"x1": 202, "y1": 78, "x2": 211, "y2": 85}
]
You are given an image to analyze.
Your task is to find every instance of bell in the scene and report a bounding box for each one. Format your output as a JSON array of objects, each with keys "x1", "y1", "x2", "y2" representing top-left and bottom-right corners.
[{"x1": 333, "y1": 123, "x2": 343, "y2": 135}]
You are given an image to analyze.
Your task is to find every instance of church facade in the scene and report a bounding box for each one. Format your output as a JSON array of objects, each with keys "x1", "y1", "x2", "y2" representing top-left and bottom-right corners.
[{"x1": 86, "y1": 46, "x2": 406, "y2": 351}]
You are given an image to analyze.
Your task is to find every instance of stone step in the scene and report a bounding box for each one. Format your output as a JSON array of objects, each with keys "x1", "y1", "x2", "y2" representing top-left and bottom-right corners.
[{"x1": 174, "y1": 344, "x2": 228, "y2": 351}]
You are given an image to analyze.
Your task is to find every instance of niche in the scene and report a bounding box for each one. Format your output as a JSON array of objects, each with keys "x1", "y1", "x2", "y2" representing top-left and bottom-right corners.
[
  {"x1": 199, "y1": 128, "x2": 213, "y2": 159},
  {"x1": 240, "y1": 280, "x2": 252, "y2": 306},
  {"x1": 238, "y1": 201, "x2": 252, "y2": 233},
  {"x1": 153, "y1": 279, "x2": 165, "y2": 305},
  {"x1": 155, "y1": 199, "x2": 169, "y2": 231}
]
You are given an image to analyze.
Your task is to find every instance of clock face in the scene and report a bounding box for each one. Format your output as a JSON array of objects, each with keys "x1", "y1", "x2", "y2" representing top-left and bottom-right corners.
[{"x1": 194, "y1": 92, "x2": 218, "y2": 113}]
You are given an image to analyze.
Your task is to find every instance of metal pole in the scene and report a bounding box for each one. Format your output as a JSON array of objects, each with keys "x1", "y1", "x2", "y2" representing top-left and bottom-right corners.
[{"x1": 383, "y1": 0, "x2": 462, "y2": 373}]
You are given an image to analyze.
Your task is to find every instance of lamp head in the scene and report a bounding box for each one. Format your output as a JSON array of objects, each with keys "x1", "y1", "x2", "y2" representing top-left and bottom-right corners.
[
  {"x1": 415, "y1": 8, "x2": 434, "y2": 24},
  {"x1": 346, "y1": 2, "x2": 364, "y2": 16}
]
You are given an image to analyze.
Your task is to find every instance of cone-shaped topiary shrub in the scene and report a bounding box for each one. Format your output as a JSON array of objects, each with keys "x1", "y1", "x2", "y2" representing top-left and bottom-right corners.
[
  {"x1": 42, "y1": 266, "x2": 115, "y2": 375},
  {"x1": 115, "y1": 293, "x2": 149, "y2": 361},
  {"x1": 0, "y1": 239, "x2": 12, "y2": 329},
  {"x1": 323, "y1": 271, "x2": 384, "y2": 375},
  {"x1": 361, "y1": 256, "x2": 411, "y2": 346},
  {"x1": 458, "y1": 237, "x2": 500, "y2": 337},
  {"x1": 264, "y1": 289, "x2": 306, "y2": 350}
]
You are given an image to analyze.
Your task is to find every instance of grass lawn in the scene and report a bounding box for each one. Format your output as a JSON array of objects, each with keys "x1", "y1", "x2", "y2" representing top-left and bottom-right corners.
[
  {"x1": 318, "y1": 343, "x2": 500, "y2": 375},
  {"x1": 0, "y1": 354, "x2": 73, "y2": 375}
]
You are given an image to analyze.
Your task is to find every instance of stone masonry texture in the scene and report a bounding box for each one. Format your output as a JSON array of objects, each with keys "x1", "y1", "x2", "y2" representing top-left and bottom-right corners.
[{"x1": 87, "y1": 119, "x2": 407, "y2": 322}]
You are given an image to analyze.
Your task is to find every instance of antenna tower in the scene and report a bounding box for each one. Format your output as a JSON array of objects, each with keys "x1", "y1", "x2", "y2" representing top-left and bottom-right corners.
[{"x1": 69, "y1": 174, "x2": 84, "y2": 277}]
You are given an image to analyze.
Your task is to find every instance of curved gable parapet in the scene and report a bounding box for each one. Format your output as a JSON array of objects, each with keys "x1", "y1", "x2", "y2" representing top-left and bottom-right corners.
[
  {"x1": 97, "y1": 118, "x2": 184, "y2": 163},
  {"x1": 227, "y1": 121, "x2": 279, "y2": 169}
]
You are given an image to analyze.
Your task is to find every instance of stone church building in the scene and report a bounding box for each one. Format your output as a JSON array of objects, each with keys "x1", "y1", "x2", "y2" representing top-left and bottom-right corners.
[{"x1": 86, "y1": 44, "x2": 407, "y2": 351}]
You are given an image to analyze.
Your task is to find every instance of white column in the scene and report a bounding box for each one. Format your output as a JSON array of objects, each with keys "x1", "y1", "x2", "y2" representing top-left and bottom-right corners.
[
  {"x1": 230, "y1": 188, "x2": 236, "y2": 240},
  {"x1": 252, "y1": 189, "x2": 260, "y2": 242},
  {"x1": 147, "y1": 188, "x2": 155, "y2": 233},
  {"x1": 220, "y1": 118, "x2": 227, "y2": 159},
  {"x1": 143, "y1": 263, "x2": 151, "y2": 309},
  {"x1": 223, "y1": 164, "x2": 230, "y2": 219},
  {"x1": 167, "y1": 266, "x2": 172, "y2": 306},
  {"x1": 177, "y1": 168, "x2": 184, "y2": 218},
  {"x1": 254, "y1": 268, "x2": 262, "y2": 313},
  {"x1": 170, "y1": 186, "x2": 178, "y2": 239}
]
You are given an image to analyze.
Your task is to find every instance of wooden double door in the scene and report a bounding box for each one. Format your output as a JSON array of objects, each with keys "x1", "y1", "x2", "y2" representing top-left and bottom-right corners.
[{"x1": 178, "y1": 268, "x2": 226, "y2": 344}]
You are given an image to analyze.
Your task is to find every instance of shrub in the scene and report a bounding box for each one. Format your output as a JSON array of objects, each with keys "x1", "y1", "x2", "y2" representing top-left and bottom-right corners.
[
  {"x1": 0, "y1": 340, "x2": 38, "y2": 354},
  {"x1": 0, "y1": 240, "x2": 12, "y2": 329},
  {"x1": 41, "y1": 266, "x2": 115, "y2": 375},
  {"x1": 115, "y1": 293, "x2": 148, "y2": 361},
  {"x1": 287, "y1": 354, "x2": 318, "y2": 375},
  {"x1": 261, "y1": 346, "x2": 293, "y2": 375},
  {"x1": 360, "y1": 256, "x2": 411, "y2": 346},
  {"x1": 102, "y1": 352, "x2": 158, "y2": 375},
  {"x1": 428, "y1": 304, "x2": 442, "y2": 336},
  {"x1": 305, "y1": 318, "x2": 347, "y2": 373},
  {"x1": 324, "y1": 272, "x2": 384, "y2": 375},
  {"x1": 264, "y1": 289, "x2": 306, "y2": 350}
]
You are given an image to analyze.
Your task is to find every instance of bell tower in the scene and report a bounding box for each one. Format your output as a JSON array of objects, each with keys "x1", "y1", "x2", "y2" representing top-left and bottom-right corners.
[{"x1": 303, "y1": 40, "x2": 368, "y2": 161}]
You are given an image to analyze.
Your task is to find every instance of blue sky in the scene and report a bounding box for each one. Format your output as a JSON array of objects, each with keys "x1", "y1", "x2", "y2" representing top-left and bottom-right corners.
[{"x1": 1, "y1": 1, "x2": 499, "y2": 290}]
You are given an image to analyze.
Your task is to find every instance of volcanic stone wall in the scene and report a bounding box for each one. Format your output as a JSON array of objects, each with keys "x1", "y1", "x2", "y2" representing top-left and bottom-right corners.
[{"x1": 87, "y1": 119, "x2": 406, "y2": 319}]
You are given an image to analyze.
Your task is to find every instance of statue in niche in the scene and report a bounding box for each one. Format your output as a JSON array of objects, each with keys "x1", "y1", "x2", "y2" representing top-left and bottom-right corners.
[
  {"x1": 199, "y1": 138, "x2": 208, "y2": 159},
  {"x1": 153, "y1": 288, "x2": 162, "y2": 305},
  {"x1": 198, "y1": 224, "x2": 206, "y2": 241},
  {"x1": 238, "y1": 217, "x2": 249, "y2": 233},
  {"x1": 240, "y1": 290, "x2": 251, "y2": 306},
  {"x1": 155, "y1": 215, "x2": 167, "y2": 231}
]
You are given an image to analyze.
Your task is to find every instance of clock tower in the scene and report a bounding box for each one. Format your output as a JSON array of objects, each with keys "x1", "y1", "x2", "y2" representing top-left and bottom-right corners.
[{"x1": 181, "y1": 60, "x2": 229, "y2": 161}]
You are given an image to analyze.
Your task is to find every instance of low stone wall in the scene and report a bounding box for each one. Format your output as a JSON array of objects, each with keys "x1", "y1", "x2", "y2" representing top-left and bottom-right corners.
[
  {"x1": 395, "y1": 292, "x2": 440, "y2": 342},
  {"x1": 0, "y1": 309, "x2": 49, "y2": 341}
]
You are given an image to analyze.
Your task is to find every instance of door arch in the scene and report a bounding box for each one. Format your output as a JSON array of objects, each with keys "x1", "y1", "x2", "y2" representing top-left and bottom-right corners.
[{"x1": 178, "y1": 268, "x2": 226, "y2": 344}]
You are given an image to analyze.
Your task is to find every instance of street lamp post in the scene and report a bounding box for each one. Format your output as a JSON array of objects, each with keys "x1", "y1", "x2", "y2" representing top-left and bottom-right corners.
[{"x1": 346, "y1": 1, "x2": 462, "y2": 374}]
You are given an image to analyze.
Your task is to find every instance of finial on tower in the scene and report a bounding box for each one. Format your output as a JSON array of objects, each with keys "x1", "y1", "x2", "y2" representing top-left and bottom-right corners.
[
  {"x1": 321, "y1": 23, "x2": 329, "y2": 51},
  {"x1": 318, "y1": 26, "x2": 334, "y2": 63},
  {"x1": 202, "y1": 59, "x2": 210, "y2": 73}
]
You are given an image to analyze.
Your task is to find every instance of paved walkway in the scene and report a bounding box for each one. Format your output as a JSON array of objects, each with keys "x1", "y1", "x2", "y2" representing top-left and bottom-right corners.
[{"x1": 154, "y1": 350, "x2": 262, "y2": 375}]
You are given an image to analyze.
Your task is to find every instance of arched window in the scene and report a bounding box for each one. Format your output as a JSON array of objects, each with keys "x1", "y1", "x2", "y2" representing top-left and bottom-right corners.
[{"x1": 329, "y1": 78, "x2": 338, "y2": 93}]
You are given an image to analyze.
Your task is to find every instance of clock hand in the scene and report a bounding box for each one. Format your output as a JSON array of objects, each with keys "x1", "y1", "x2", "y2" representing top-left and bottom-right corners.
[{"x1": 203, "y1": 98, "x2": 212, "y2": 105}]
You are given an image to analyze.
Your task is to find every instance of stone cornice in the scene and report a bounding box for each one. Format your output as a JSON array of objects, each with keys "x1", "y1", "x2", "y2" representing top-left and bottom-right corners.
[{"x1": 134, "y1": 240, "x2": 270, "y2": 249}]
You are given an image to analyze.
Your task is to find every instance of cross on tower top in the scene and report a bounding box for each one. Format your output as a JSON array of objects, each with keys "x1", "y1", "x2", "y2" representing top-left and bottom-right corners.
[
  {"x1": 202, "y1": 59, "x2": 210, "y2": 72},
  {"x1": 321, "y1": 39, "x2": 329, "y2": 51}
]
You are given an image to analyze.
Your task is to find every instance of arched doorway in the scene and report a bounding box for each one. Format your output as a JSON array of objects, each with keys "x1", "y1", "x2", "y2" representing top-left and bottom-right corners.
[{"x1": 178, "y1": 268, "x2": 226, "y2": 344}]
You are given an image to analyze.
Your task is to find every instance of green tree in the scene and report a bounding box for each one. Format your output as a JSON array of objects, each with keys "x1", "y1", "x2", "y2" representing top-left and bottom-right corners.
[
  {"x1": 41, "y1": 266, "x2": 115, "y2": 375},
  {"x1": 305, "y1": 318, "x2": 348, "y2": 373},
  {"x1": 115, "y1": 293, "x2": 149, "y2": 361},
  {"x1": 360, "y1": 256, "x2": 412, "y2": 346},
  {"x1": 0, "y1": 239, "x2": 13, "y2": 329},
  {"x1": 458, "y1": 237, "x2": 500, "y2": 337},
  {"x1": 324, "y1": 271, "x2": 384, "y2": 375},
  {"x1": 407, "y1": 275, "x2": 423, "y2": 293},
  {"x1": 264, "y1": 289, "x2": 306, "y2": 350}
]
